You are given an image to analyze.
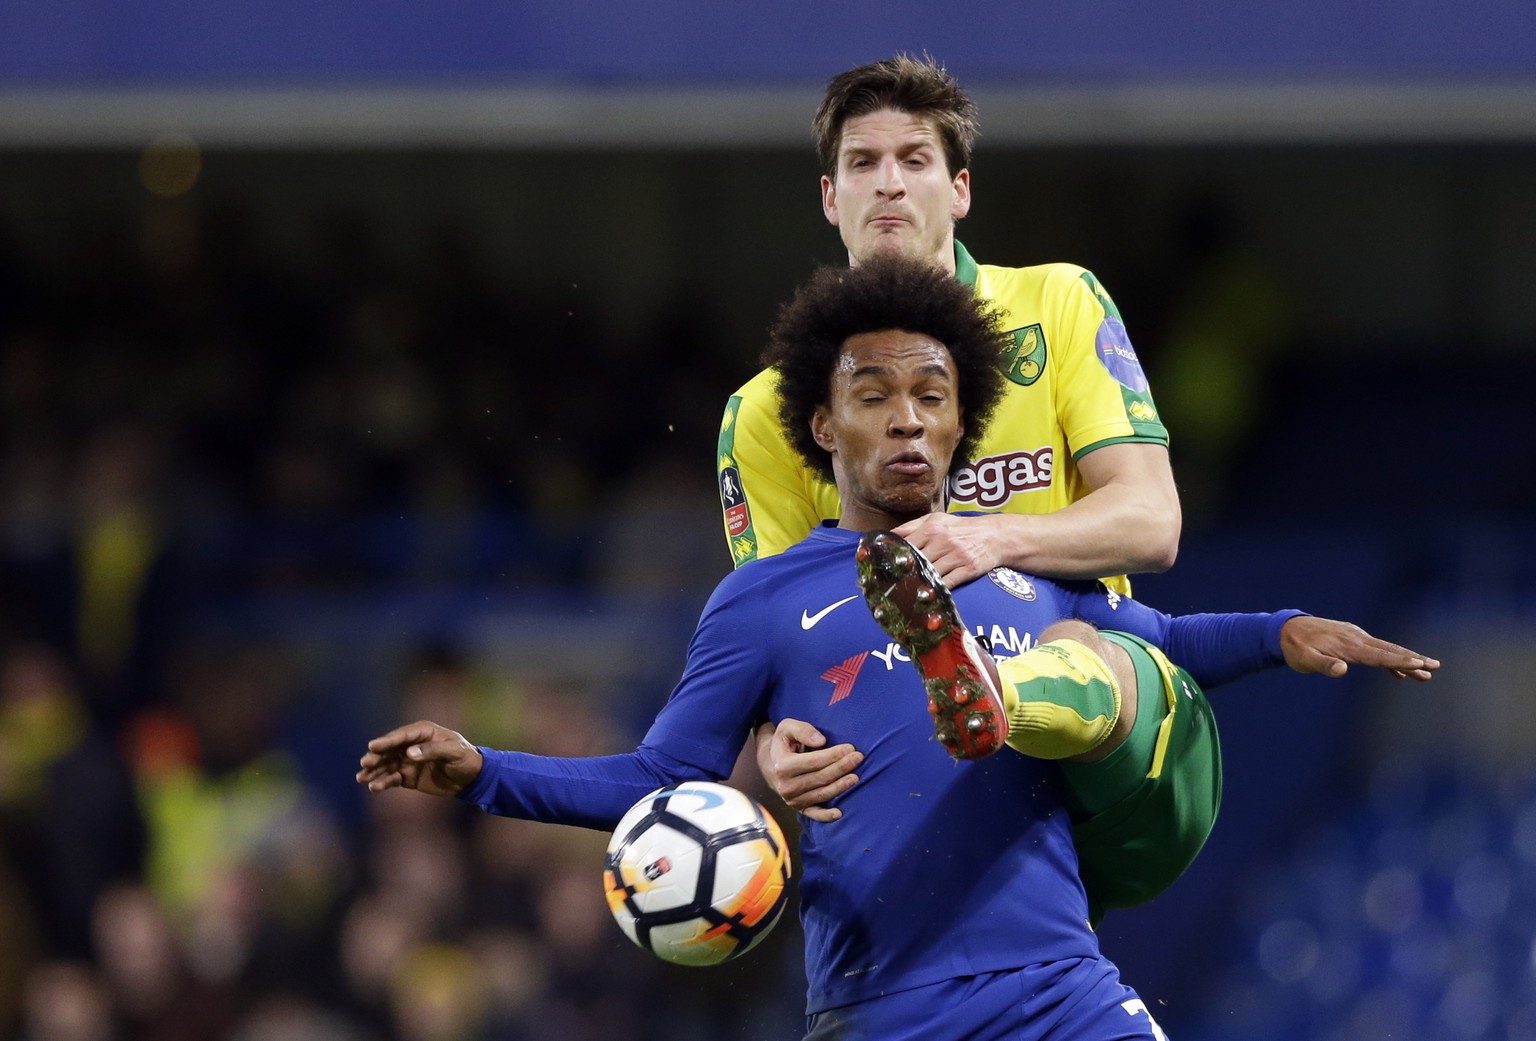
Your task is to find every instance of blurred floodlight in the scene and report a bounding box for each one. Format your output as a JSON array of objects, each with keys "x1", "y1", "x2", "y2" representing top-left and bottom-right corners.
[
  {"x1": 1362, "y1": 866, "x2": 1424, "y2": 934},
  {"x1": 1256, "y1": 918, "x2": 1321, "y2": 984},
  {"x1": 139, "y1": 133, "x2": 202, "y2": 197}
]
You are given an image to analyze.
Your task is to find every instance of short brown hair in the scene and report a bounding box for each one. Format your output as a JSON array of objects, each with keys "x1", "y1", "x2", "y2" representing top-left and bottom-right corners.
[
  {"x1": 813, "y1": 53, "x2": 979, "y2": 179},
  {"x1": 762, "y1": 254, "x2": 1007, "y2": 484}
]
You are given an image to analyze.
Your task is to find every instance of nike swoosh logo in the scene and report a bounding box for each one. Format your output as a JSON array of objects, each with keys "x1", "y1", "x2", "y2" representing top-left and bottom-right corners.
[{"x1": 801, "y1": 595, "x2": 859, "y2": 630}]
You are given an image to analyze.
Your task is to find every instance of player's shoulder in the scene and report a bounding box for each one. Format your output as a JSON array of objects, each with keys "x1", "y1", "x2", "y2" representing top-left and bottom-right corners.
[
  {"x1": 722, "y1": 369, "x2": 788, "y2": 453},
  {"x1": 715, "y1": 546, "x2": 791, "y2": 587},
  {"x1": 979, "y1": 258, "x2": 1091, "y2": 281},
  {"x1": 706, "y1": 531, "x2": 850, "y2": 612},
  {"x1": 975, "y1": 259, "x2": 1096, "y2": 303},
  {"x1": 728, "y1": 367, "x2": 782, "y2": 407},
  {"x1": 975, "y1": 261, "x2": 1121, "y2": 340},
  {"x1": 702, "y1": 552, "x2": 787, "y2": 619},
  {"x1": 716, "y1": 529, "x2": 839, "y2": 583}
]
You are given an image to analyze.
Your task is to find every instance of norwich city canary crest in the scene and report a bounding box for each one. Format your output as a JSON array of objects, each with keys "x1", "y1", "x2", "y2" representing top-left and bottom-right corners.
[{"x1": 1002, "y1": 325, "x2": 1046, "y2": 386}]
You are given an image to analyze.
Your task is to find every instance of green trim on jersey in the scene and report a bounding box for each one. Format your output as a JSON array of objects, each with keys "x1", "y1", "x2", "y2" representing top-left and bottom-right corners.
[
  {"x1": 717, "y1": 395, "x2": 759, "y2": 567},
  {"x1": 1120, "y1": 387, "x2": 1166, "y2": 441},
  {"x1": 954, "y1": 240, "x2": 979, "y2": 288},
  {"x1": 1078, "y1": 270, "x2": 1122, "y2": 321},
  {"x1": 1070, "y1": 434, "x2": 1164, "y2": 462},
  {"x1": 1077, "y1": 270, "x2": 1166, "y2": 443}
]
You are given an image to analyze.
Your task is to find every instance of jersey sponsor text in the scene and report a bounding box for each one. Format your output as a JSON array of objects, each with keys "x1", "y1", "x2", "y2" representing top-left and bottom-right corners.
[
  {"x1": 866, "y1": 626, "x2": 1034, "y2": 674},
  {"x1": 949, "y1": 447, "x2": 1053, "y2": 508}
]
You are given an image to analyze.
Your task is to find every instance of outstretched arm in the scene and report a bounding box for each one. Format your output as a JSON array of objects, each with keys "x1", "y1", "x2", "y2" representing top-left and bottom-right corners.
[
  {"x1": 1278, "y1": 616, "x2": 1438, "y2": 681},
  {"x1": 749, "y1": 616, "x2": 1437, "y2": 825},
  {"x1": 358, "y1": 569, "x2": 777, "y2": 829},
  {"x1": 356, "y1": 718, "x2": 725, "y2": 830},
  {"x1": 356, "y1": 719, "x2": 483, "y2": 797},
  {"x1": 1116, "y1": 603, "x2": 1438, "y2": 690}
]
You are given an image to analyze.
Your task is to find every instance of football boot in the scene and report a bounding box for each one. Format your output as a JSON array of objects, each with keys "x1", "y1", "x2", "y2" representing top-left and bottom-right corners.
[{"x1": 855, "y1": 531, "x2": 1008, "y2": 760}]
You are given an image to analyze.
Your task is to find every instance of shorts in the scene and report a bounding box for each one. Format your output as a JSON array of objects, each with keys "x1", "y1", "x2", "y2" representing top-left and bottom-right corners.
[
  {"x1": 804, "y1": 956, "x2": 1169, "y2": 1041},
  {"x1": 1064, "y1": 631, "x2": 1222, "y2": 924}
]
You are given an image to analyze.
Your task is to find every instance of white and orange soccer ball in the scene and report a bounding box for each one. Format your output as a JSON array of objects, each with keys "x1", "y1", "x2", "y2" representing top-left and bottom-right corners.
[{"x1": 603, "y1": 781, "x2": 791, "y2": 966}]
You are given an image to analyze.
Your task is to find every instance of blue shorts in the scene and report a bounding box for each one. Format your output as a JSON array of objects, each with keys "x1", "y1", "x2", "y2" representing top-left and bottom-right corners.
[{"x1": 804, "y1": 956, "x2": 1169, "y2": 1041}]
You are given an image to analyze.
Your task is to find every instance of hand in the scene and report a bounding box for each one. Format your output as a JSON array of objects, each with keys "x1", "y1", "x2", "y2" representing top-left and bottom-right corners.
[
  {"x1": 356, "y1": 720, "x2": 484, "y2": 797},
  {"x1": 1279, "y1": 617, "x2": 1440, "y2": 681},
  {"x1": 754, "y1": 719, "x2": 862, "y2": 823},
  {"x1": 890, "y1": 513, "x2": 1001, "y2": 587}
]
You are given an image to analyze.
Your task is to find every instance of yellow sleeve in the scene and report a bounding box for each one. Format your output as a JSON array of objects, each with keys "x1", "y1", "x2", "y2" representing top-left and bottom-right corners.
[
  {"x1": 1047, "y1": 269, "x2": 1163, "y2": 598},
  {"x1": 717, "y1": 370, "x2": 840, "y2": 568},
  {"x1": 1051, "y1": 269, "x2": 1169, "y2": 458}
]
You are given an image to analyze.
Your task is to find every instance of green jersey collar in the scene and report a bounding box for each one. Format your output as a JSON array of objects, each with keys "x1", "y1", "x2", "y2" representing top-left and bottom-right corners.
[{"x1": 954, "y1": 241, "x2": 978, "y2": 289}]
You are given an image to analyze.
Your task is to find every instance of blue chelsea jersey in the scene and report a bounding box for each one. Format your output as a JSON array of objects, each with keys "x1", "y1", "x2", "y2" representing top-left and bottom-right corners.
[
  {"x1": 465, "y1": 522, "x2": 1294, "y2": 1014},
  {"x1": 647, "y1": 524, "x2": 1174, "y2": 1012}
]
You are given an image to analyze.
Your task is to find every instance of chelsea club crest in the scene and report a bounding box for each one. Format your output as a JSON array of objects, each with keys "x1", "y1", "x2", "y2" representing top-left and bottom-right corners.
[{"x1": 988, "y1": 567, "x2": 1037, "y2": 601}]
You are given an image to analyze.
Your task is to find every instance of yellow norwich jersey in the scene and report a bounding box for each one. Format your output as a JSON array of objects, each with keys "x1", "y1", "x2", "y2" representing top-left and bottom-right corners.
[{"x1": 716, "y1": 242, "x2": 1167, "y2": 591}]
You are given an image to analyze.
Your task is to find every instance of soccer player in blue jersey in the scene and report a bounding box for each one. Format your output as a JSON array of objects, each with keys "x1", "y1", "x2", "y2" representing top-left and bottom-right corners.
[{"x1": 358, "y1": 257, "x2": 1435, "y2": 1041}]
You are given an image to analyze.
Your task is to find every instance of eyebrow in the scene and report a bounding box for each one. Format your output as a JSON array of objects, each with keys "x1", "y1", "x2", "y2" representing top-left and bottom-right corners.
[
  {"x1": 840, "y1": 137, "x2": 938, "y2": 161},
  {"x1": 849, "y1": 363, "x2": 953, "y2": 380}
]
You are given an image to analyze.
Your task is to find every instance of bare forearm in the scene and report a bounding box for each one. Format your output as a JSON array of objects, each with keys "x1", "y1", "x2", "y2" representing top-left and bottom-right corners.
[
  {"x1": 895, "y1": 443, "x2": 1181, "y2": 587},
  {"x1": 894, "y1": 489, "x2": 1178, "y2": 589},
  {"x1": 990, "y1": 483, "x2": 1180, "y2": 580}
]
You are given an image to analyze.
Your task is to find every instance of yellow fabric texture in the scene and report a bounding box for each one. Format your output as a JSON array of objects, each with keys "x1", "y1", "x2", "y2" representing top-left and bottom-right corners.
[
  {"x1": 996, "y1": 638, "x2": 1122, "y2": 760},
  {"x1": 718, "y1": 244, "x2": 1167, "y2": 594}
]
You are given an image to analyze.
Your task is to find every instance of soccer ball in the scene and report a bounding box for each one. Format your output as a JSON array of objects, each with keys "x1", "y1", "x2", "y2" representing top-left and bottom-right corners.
[{"x1": 603, "y1": 781, "x2": 791, "y2": 966}]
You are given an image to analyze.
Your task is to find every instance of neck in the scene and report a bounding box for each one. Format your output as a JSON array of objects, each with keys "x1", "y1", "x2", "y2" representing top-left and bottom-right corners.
[
  {"x1": 933, "y1": 235, "x2": 958, "y2": 275},
  {"x1": 834, "y1": 497, "x2": 943, "y2": 533}
]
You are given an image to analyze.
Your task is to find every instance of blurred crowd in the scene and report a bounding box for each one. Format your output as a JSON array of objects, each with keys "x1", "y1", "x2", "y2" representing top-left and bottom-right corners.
[
  {"x1": 1195, "y1": 758, "x2": 1536, "y2": 1041},
  {"x1": 0, "y1": 194, "x2": 792, "y2": 1041},
  {"x1": 0, "y1": 636, "x2": 802, "y2": 1041},
  {"x1": 4, "y1": 159, "x2": 1534, "y2": 1041}
]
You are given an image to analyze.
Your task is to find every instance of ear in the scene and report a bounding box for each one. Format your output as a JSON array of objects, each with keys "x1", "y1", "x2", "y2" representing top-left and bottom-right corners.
[
  {"x1": 951, "y1": 168, "x2": 971, "y2": 221},
  {"x1": 821, "y1": 175, "x2": 839, "y2": 227},
  {"x1": 811, "y1": 406, "x2": 835, "y2": 452}
]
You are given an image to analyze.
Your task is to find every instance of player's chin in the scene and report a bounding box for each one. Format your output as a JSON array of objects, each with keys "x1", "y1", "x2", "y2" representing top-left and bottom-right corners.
[
  {"x1": 853, "y1": 232, "x2": 920, "y2": 263},
  {"x1": 874, "y1": 484, "x2": 941, "y2": 517}
]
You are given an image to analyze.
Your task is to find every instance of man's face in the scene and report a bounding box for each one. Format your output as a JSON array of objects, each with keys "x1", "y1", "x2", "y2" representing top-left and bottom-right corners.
[
  {"x1": 812, "y1": 329, "x2": 963, "y2": 530},
  {"x1": 821, "y1": 109, "x2": 971, "y2": 274}
]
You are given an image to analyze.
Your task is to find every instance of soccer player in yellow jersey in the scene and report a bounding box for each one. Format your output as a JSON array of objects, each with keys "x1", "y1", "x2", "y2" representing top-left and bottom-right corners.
[
  {"x1": 721, "y1": 54, "x2": 1184, "y2": 814},
  {"x1": 718, "y1": 54, "x2": 1180, "y2": 600}
]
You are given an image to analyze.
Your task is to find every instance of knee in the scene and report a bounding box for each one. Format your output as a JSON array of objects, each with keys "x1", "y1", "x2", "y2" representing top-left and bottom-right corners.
[
  {"x1": 1040, "y1": 620, "x2": 1118, "y2": 672},
  {"x1": 1038, "y1": 621, "x2": 1136, "y2": 706},
  {"x1": 1039, "y1": 619, "x2": 1098, "y2": 646}
]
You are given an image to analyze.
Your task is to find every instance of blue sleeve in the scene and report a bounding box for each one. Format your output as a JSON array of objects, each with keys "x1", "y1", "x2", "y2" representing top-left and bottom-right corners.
[
  {"x1": 1065, "y1": 582, "x2": 1306, "y2": 688},
  {"x1": 1160, "y1": 610, "x2": 1307, "y2": 688},
  {"x1": 457, "y1": 744, "x2": 718, "y2": 831},
  {"x1": 639, "y1": 576, "x2": 776, "y2": 773},
  {"x1": 454, "y1": 574, "x2": 775, "y2": 831}
]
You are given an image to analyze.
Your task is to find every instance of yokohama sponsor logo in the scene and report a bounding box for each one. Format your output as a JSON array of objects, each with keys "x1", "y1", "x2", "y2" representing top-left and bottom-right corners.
[
  {"x1": 949, "y1": 447, "x2": 1053, "y2": 508},
  {"x1": 822, "y1": 652, "x2": 869, "y2": 705}
]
